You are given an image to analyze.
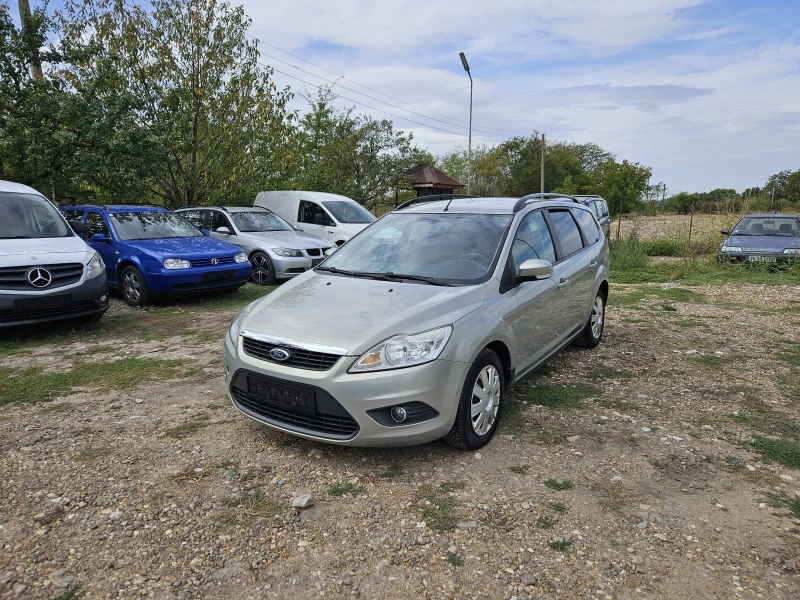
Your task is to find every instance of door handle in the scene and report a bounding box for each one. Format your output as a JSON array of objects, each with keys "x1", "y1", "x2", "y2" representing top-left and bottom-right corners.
[
  {"x1": 589, "y1": 261, "x2": 598, "y2": 272},
  {"x1": 558, "y1": 278, "x2": 570, "y2": 289}
]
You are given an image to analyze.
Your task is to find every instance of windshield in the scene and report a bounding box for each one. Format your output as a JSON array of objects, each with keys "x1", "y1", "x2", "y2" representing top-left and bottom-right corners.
[
  {"x1": 322, "y1": 201, "x2": 375, "y2": 224},
  {"x1": 320, "y1": 212, "x2": 512, "y2": 284},
  {"x1": 0, "y1": 192, "x2": 71, "y2": 239},
  {"x1": 230, "y1": 211, "x2": 293, "y2": 232},
  {"x1": 732, "y1": 216, "x2": 799, "y2": 237},
  {"x1": 110, "y1": 212, "x2": 203, "y2": 241}
]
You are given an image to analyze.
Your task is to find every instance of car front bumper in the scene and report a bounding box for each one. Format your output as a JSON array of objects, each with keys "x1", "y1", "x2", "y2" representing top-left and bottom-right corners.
[
  {"x1": 718, "y1": 252, "x2": 799, "y2": 263},
  {"x1": 0, "y1": 274, "x2": 109, "y2": 328},
  {"x1": 222, "y1": 333, "x2": 469, "y2": 446},
  {"x1": 270, "y1": 253, "x2": 326, "y2": 280},
  {"x1": 145, "y1": 263, "x2": 252, "y2": 296}
]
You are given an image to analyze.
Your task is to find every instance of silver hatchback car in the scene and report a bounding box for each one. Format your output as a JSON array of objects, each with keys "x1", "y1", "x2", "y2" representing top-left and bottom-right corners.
[
  {"x1": 176, "y1": 206, "x2": 332, "y2": 285},
  {"x1": 224, "y1": 194, "x2": 609, "y2": 449}
]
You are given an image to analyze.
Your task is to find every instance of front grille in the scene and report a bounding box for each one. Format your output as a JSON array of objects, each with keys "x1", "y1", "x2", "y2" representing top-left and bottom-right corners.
[
  {"x1": 0, "y1": 263, "x2": 83, "y2": 291},
  {"x1": 242, "y1": 336, "x2": 340, "y2": 371},
  {"x1": 190, "y1": 256, "x2": 235, "y2": 268},
  {"x1": 232, "y1": 387, "x2": 358, "y2": 437},
  {"x1": 305, "y1": 248, "x2": 322, "y2": 257},
  {"x1": 0, "y1": 299, "x2": 100, "y2": 324},
  {"x1": 172, "y1": 276, "x2": 249, "y2": 292}
]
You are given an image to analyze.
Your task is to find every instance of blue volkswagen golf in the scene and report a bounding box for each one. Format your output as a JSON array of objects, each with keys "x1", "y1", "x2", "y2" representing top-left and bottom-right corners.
[{"x1": 59, "y1": 205, "x2": 252, "y2": 306}]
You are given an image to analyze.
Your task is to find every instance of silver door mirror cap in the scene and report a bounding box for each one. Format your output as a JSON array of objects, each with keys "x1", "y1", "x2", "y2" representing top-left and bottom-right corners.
[
  {"x1": 324, "y1": 247, "x2": 337, "y2": 257},
  {"x1": 215, "y1": 226, "x2": 231, "y2": 234},
  {"x1": 518, "y1": 258, "x2": 553, "y2": 280}
]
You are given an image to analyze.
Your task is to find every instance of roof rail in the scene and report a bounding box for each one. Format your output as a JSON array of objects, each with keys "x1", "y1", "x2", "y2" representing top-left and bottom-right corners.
[
  {"x1": 57, "y1": 203, "x2": 110, "y2": 211},
  {"x1": 512, "y1": 193, "x2": 579, "y2": 213},
  {"x1": 395, "y1": 194, "x2": 476, "y2": 211}
]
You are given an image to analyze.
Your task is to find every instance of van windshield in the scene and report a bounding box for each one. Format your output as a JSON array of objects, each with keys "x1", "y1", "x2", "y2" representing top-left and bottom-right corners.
[
  {"x1": 0, "y1": 192, "x2": 71, "y2": 239},
  {"x1": 318, "y1": 212, "x2": 512, "y2": 285},
  {"x1": 322, "y1": 201, "x2": 375, "y2": 224},
  {"x1": 110, "y1": 212, "x2": 203, "y2": 240}
]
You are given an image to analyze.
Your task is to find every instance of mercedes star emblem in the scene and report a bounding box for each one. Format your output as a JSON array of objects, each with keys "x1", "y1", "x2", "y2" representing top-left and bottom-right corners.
[{"x1": 27, "y1": 268, "x2": 52, "y2": 288}]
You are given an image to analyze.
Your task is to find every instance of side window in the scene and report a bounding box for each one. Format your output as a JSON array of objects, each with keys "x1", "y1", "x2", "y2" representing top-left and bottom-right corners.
[
  {"x1": 210, "y1": 211, "x2": 233, "y2": 232},
  {"x1": 298, "y1": 200, "x2": 328, "y2": 225},
  {"x1": 549, "y1": 210, "x2": 584, "y2": 257},
  {"x1": 602, "y1": 201, "x2": 609, "y2": 217},
  {"x1": 181, "y1": 210, "x2": 209, "y2": 230},
  {"x1": 590, "y1": 201, "x2": 602, "y2": 219},
  {"x1": 572, "y1": 208, "x2": 601, "y2": 244},
  {"x1": 511, "y1": 210, "x2": 557, "y2": 269},
  {"x1": 62, "y1": 209, "x2": 84, "y2": 222},
  {"x1": 84, "y1": 212, "x2": 110, "y2": 239}
]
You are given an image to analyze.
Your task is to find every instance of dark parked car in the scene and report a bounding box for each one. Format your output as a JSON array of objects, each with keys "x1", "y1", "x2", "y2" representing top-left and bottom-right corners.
[{"x1": 719, "y1": 214, "x2": 800, "y2": 263}]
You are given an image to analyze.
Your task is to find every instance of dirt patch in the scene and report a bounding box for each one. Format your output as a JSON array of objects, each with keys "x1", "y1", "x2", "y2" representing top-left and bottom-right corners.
[{"x1": 1, "y1": 283, "x2": 799, "y2": 599}]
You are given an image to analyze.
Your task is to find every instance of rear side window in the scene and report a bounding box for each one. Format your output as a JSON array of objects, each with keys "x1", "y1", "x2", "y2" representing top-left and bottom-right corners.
[
  {"x1": 549, "y1": 210, "x2": 584, "y2": 257},
  {"x1": 62, "y1": 209, "x2": 84, "y2": 222},
  {"x1": 180, "y1": 210, "x2": 207, "y2": 229},
  {"x1": 84, "y1": 212, "x2": 109, "y2": 239},
  {"x1": 572, "y1": 208, "x2": 601, "y2": 244},
  {"x1": 602, "y1": 201, "x2": 609, "y2": 217},
  {"x1": 511, "y1": 210, "x2": 557, "y2": 267}
]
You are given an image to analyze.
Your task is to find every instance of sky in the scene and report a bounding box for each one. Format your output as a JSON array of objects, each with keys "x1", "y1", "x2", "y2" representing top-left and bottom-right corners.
[{"x1": 29, "y1": 0, "x2": 800, "y2": 193}]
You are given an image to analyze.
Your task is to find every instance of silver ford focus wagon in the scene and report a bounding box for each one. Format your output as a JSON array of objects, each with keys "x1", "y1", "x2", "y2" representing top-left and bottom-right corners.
[{"x1": 223, "y1": 194, "x2": 609, "y2": 449}]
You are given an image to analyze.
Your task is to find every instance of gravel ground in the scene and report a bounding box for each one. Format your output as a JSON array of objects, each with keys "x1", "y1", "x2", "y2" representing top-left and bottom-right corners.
[{"x1": 1, "y1": 282, "x2": 799, "y2": 600}]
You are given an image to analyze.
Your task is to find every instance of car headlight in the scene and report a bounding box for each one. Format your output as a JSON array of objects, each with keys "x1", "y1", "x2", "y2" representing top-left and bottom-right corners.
[
  {"x1": 721, "y1": 245, "x2": 742, "y2": 253},
  {"x1": 348, "y1": 326, "x2": 453, "y2": 373},
  {"x1": 234, "y1": 252, "x2": 248, "y2": 263},
  {"x1": 163, "y1": 258, "x2": 191, "y2": 269},
  {"x1": 271, "y1": 248, "x2": 303, "y2": 258},
  {"x1": 85, "y1": 252, "x2": 105, "y2": 280},
  {"x1": 228, "y1": 309, "x2": 248, "y2": 345},
  {"x1": 783, "y1": 248, "x2": 800, "y2": 255}
]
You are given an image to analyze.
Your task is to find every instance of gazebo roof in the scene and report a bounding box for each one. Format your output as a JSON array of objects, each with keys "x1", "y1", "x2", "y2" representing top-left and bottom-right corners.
[{"x1": 405, "y1": 164, "x2": 464, "y2": 189}]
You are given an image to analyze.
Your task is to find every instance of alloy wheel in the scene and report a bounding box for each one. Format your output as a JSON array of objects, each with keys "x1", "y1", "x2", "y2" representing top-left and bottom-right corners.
[
  {"x1": 471, "y1": 365, "x2": 501, "y2": 436},
  {"x1": 123, "y1": 272, "x2": 140, "y2": 303},
  {"x1": 251, "y1": 254, "x2": 271, "y2": 284}
]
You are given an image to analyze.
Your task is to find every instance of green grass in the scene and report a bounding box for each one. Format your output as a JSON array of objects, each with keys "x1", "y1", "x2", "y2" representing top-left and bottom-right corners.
[
  {"x1": 611, "y1": 257, "x2": 800, "y2": 285},
  {"x1": 217, "y1": 488, "x2": 282, "y2": 526},
  {"x1": 165, "y1": 414, "x2": 211, "y2": 439},
  {"x1": 586, "y1": 365, "x2": 634, "y2": 380},
  {"x1": 751, "y1": 437, "x2": 800, "y2": 469},
  {"x1": 548, "y1": 502, "x2": 568, "y2": 513},
  {"x1": 499, "y1": 400, "x2": 529, "y2": 435},
  {"x1": 328, "y1": 482, "x2": 365, "y2": 497},
  {"x1": 0, "y1": 358, "x2": 185, "y2": 405},
  {"x1": 417, "y1": 485, "x2": 460, "y2": 532},
  {"x1": 509, "y1": 465, "x2": 529, "y2": 475},
  {"x1": 610, "y1": 232, "x2": 650, "y2": 271},
  {"x1": 548, "y1": 539, "x2": 572, "y2": 551},
  {"x1": 693, "y1": 355, "x2": 728, "y2": 370},
  {"x1": 446, "y1": 553, "x2": 464, "y2": 567},
  {"x1": 731, "y1": 400, "x2": 800, "y2": 440},
  {"x1": 53, "y1": 586, "x2": 85, "y2": 600},
  {"x1": 778, "y1": 349, "x2": 800, "y2": 367},
  {"x1": 544, "y1": 478, "x2": 573, "y2": 491},
  {"x1": 524, "y1": 384, "x2": 600, "y2": 410},
  {"x1": 379, "y1": 462, "x2": 406, "y2": 480},
  {"x1": 536, "y1": 514, "x2": 556, "y2": 529}
]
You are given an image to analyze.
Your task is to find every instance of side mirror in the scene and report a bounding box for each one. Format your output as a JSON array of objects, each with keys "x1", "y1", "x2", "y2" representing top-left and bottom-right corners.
[
  {"x1": 91, "y1": 232, "x2": 110, "y2": 243},
  {"x1": 517, "y1": 259, "x2": 553, "y2": 281},
  {"x1": 720, "y1": 229, "x2": 730, "y2": 235},
  {"x1": 68, "y1": 220, "x2": 85, "y2": 235},
  {"x1": 324, "y1": 247, "x2": 337, "y2": 257},
  {"x1": 314, "y1": 213, "x2": 327, "y2": 225},
  {"x1": 201, "y1": 229, "x2": 211, "y2": 236},
  {"x1": 215, "y1": 227, "x2": 231, "y2": 235}
]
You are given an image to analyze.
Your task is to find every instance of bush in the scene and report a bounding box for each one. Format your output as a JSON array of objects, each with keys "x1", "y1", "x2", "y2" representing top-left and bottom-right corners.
[
  {"x1": 610, "y1": 231, "x2": 650, "y2": 271},
  {"x1": 642, "y1": 239, "x2": 680, "y2": 257}
]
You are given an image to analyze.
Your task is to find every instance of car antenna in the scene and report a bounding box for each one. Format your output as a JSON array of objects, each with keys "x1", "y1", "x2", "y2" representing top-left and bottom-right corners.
[{"x1": 443, "y1": 197, "x2": 454, "y2": 212}]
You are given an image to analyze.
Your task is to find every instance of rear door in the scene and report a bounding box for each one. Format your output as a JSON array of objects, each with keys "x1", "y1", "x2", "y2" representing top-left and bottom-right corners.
[{"x1": 545, "y1": 209, "x2": 593, "y2": 339}]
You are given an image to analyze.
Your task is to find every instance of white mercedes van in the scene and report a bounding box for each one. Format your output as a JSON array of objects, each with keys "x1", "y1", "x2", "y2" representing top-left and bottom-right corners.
[
  {"x1": 0, "y1": 180, "x2": 109, "y2": 328},
  {"x1": 254, "y1": 191, "x2": 375, "y2": 246}
]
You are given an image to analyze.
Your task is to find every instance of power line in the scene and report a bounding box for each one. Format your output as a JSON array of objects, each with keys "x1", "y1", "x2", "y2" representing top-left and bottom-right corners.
[{"x1": 253, "y1": 37, "x2": 529, "y2": 137}]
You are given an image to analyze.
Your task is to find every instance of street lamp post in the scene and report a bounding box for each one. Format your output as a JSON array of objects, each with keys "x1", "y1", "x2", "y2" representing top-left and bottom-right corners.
[{"x1": 459, "y1": 52, "x2": 473, "y2": 195}]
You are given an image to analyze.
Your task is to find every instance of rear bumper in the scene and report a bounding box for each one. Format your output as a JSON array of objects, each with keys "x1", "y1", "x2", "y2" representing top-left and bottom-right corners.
[{"x1": 0, "y1": 274, "x2": 109, "y2": 328}]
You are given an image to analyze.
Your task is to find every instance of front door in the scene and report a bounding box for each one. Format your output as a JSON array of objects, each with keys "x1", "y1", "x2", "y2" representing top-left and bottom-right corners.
[
  {"x1": 84, "y1": 211, "x2": 118, "y2": 283},
  {"x1": 298, "y1": 200, "x2": 335, "y2": 242},
  {"x1": 509, "y1": 209, "x2": 568, "y2": 372}
]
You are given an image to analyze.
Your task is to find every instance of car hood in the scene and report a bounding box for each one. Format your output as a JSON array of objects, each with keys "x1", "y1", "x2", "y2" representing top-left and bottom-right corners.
[
  {"x1": 339, "y1": 223, "x2": 371, "y2": 235},
  {"x1": 0, "y1": 235, "x2": 90, "y2": 263},
  {"x1": 725, "y1": 235, "x2": 800, "y2": 252},
  {"x1": 240, "y1": 271, "x2": 484, "y2": 355},
  {"x1": 125, "y1": 236, "x2": 243, "y2": 259},
  {"x1": 240, "y1": 230, "x2": 330, "y2": 248}
]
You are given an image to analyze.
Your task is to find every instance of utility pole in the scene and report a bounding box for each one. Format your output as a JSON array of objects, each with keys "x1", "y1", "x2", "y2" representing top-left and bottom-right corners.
[
  {"x1": 540, "y1": 133, "x2": 545, "y2": 193},
  {"x1": 459, "y1": 53, "x2": 473, "y2": 195},
  {"x1": 18, "y1": 0, "x2": 44, "y2": 80}
]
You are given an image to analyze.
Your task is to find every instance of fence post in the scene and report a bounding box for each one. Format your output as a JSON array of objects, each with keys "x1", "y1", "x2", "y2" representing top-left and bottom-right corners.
[{"x1": 688, "y1": 205, "x2": 694, "y2": 252}]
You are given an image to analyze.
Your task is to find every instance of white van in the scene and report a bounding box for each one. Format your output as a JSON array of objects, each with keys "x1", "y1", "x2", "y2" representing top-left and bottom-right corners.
[
  {"x1": 0, "y1": 180, "x2": 109, "y2": 327},
  {"x1": 254, "y1": 191, "x2": 375, "y2": 246}
]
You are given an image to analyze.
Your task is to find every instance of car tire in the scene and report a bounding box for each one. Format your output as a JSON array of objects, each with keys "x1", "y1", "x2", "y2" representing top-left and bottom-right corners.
[
  {"x1": 120, "y1": 266, "x2": 150, "y2": 307},
  {"x1": 444, "y1": 348, "x2": 504, "y2": 450},
  {"x1": 574, "y1": 290, "x2": 605, "y2": 348},
  {"x1": 250, "y1": 251, "x2": 277, "y2": 285}
]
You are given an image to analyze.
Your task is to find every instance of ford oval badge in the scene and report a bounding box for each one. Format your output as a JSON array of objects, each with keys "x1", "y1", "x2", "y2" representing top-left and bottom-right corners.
[{"x1": 269, "y1": 348, "x2": 291, "y2": 361}]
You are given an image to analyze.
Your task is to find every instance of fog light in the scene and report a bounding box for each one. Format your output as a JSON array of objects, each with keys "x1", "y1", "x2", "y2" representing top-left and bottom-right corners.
[
  {"x1": 390, "y1": 406, "x2": 407, "y2": 423},
  {"x1": 100, "y1": 294, "x2": 108, "y2": 303}
]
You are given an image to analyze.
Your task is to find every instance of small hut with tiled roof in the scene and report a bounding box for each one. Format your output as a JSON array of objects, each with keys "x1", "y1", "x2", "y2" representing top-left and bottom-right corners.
[{"x1": 405, "y1": 164, "x2": 464, "y2": 197}]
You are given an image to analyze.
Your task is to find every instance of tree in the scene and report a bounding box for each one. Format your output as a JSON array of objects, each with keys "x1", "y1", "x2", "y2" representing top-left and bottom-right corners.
[
  {"x1": 58, "y1": 0, "x2": 296, "y2": 207},
  {"x1": 595, "y1": 159, "x2": 652, "y2": 215}
]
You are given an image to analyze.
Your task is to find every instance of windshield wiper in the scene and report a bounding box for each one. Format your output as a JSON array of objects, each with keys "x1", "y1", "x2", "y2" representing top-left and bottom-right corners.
[
  {"x1": 383, "y1": 273, "x2": 455, "y2": 286},
  {"x1": 316, "y1": 266, "x2": 395, "y2": 281},
  {"x1": 0, "y1": 235, "x2": 33, "y2": 239}
]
